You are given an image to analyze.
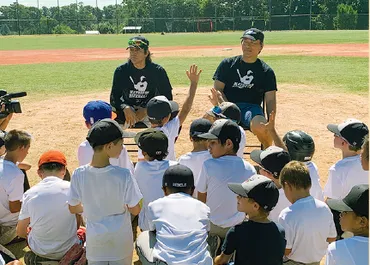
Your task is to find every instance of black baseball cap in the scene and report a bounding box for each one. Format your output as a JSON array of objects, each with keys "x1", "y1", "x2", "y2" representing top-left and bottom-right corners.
[
  {"x1": 327, "y1": 118, "x2": 369, "y2": 148},
  {"x1": 86, "y1": 118, "x2": 125, "y2": 148},
  {"x1": 228, "y1": 174, "x2": 279, "y2": 211},
  {"x1": 162, "y1": 164, "x2": 195, "y2": 189},
  {"x1": 241, "y1": 28, "x2": 264, "y2": 43},
  {"x1": 134, "y1": 128, "x2": 168, "y2": 157},
  {"x1": 127, "y1": 36, "x2": 149, "y2": 50},
  {"x1": 251, "y1": 146, "x2": 291, "y2": 178},
  {"x1": 190, "y1": 118, "x2": 212, "y2": 138},
  {"x1": 198, "y1": 119, "x2": 241, "y2": 143},
  {"x1": 147, "y1": 96, "x2": 177, "y2": 121},
  {"x1": 207, "y1": 102, "x2": 241, "y2": 124},
  {"x1": 327, "y1": 184, "x2": 369, "y2": 218}
]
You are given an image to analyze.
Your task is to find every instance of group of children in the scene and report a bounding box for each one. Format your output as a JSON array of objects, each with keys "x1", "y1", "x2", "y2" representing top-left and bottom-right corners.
[{"x1": 0, "y1": 64, "x2": 368, "y2": 265}]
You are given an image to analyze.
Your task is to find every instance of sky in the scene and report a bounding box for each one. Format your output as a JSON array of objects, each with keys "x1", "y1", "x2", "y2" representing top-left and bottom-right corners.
[{"x1": 1, "y1": 0, "x2": 118, "y2": 8}]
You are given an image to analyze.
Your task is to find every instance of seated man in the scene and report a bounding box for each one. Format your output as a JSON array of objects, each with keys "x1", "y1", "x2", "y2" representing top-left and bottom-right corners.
[
  {"x1": 213, "y1": 28, "x2": 276, "y2": 148},
  {"x1": 16, "y1": 151, "x2": 80, "y2": 264}
]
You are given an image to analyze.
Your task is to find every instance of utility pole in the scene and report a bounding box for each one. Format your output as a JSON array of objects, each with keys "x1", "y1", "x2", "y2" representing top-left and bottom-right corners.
[
  {"x1": 16, "y1": 0, "x2": 20, "y2": 36},
  {"x1": 76, "y1": 0, "x2": 78, "y2": 33},
  {"x1": 115, "y1": 0, "x2": 118, "y2": 34},
  {"x1": 309, "y1": 0, "x2": 312, "y2": 30},
  {"x1": 57, "y1": 0, "x2": 60, "y2": 26}
]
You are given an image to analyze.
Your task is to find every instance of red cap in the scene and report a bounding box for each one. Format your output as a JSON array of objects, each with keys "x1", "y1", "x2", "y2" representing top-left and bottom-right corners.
[{"x1": 38, "y1": 150, "x2": 67, "y2": 168}]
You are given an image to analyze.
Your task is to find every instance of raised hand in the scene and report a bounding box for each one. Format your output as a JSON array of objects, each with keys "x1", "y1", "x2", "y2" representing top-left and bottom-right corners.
[{"x1": 186, "y1": 64, "x2": 202, "y2": 84}]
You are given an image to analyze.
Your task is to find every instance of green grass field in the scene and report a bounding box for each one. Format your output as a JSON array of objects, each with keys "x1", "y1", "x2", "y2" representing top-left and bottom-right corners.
[
  {"x1": 0, "y1": 55, "x2": 368, "y2": 95},
  {"x1": 0, "y1": 30, "x2": 368, "y2": 50}
]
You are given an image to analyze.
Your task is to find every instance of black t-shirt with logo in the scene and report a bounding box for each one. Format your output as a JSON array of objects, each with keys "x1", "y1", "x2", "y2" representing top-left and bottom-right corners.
[
  {"x1": 222, "y1": 220, "x2": 286, "y2": 265},
  {"x1": 110, "y1": 61, "x2": 173, "y2": 110},
  {"x1": 213, "y1": 56, "x2": 277, "y2": 105}
]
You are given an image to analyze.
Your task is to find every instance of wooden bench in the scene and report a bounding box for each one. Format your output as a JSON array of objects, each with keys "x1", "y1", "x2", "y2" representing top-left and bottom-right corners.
[{"x1": 122, "y1": 26, "x2": 142, "y2": 34}]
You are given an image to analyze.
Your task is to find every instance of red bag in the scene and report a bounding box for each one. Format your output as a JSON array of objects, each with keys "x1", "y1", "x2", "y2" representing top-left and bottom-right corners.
[{"x1": 58, "y1": 244, "x2": 84, "y2": 265}]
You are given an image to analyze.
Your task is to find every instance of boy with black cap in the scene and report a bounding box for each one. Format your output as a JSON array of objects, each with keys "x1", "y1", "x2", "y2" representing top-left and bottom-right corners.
[
  {"x1": 68, "y1": 118, "x2": 142, "y2": 265},
  {"x1": 78, "y1": 100, "x2": 133, "y2": 173},
  {"x1": 178, "y1": 118, "x2": 212, "y2": 196},
  {"x1": 134, "y1": 128, "x2": 177, "y2": 231},
  {"x1": 326, "y1": 184, "x2": 369, "y2": 265},
  {"x1": 324, "y1": 119, "x2": 368, "y2": 239},
  {"x1": 215, "y1": 174, "x2": 286, "y2": 265},
  {"x1": 278, "y1": 161, "x2": 337, "y2": 265},
  {"x1": 17, "y1": 150, "x2": 79, "y2": 264},
  {"x1": 204, "y1": 88, "x2": 246, "y2": 158},
  {"x1": 110, "y1": 36, "x2": 173, "y2": 128},
  {"x1": 324, "y1": 118, "x2": 369, "y2": 200},
  {"x1": 136, "y1": 164, "x2": 212, "y2": 265},
  {"x1": 213, "y1": 28, "x2": 277, "y2": 148},
  {"x1": 196, "y1": 119, "x2": 256, "y2": 255},
  {"x1": 250, "y1": 146, "x2": 291, "y2": 222},
  {"x1": 141, "y1": 64, "x2": 202, "y2": 161}
]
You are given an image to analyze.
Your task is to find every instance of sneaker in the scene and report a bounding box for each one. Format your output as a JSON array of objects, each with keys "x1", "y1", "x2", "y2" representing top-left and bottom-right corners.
[{"x1": 207, "y1": 234, "x2": 221, "y2": 258}]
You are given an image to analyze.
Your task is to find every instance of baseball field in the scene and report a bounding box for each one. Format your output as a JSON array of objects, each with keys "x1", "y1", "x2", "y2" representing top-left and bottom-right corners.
[{"x1": 0, "y1": 30, "x2": 368, "y2": 263}]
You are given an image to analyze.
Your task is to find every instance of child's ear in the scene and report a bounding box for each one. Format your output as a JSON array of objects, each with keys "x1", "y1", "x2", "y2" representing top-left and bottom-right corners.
[{"x1": 85, "y1": 121, "x2": 92, "y2": 129}]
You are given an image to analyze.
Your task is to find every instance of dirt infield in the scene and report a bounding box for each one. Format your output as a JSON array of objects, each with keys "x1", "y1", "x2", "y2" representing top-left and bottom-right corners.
[{"x1": 0, "y1": 43, "x2": 367, "y2": 65}]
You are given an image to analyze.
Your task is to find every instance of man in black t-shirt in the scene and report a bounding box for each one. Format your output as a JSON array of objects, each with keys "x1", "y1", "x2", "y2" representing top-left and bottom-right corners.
[
  {"x1": 213, "y1": 28, "x2": 277, "y2": 148},
  {"x1": 110, "y1": 36, "x2": 173, "y2": 128}
]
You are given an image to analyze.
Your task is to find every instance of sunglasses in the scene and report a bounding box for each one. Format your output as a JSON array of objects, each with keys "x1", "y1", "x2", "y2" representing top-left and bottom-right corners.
[{"x1": 128, "y1": 39, "x2": 148, "y2": 49}]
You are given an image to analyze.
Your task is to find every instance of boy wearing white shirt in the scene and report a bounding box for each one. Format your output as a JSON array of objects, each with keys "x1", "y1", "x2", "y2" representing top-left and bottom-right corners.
[
  {"x1": 16, "y1": 150, "x2": 79, "y2": 264},
  {"x1": 326, "y1": 184, "x2": 369, "y2": 265},
  {"x1": 250, "y1": 146, "x2": 291, "y2": 223},
  {"x1": 204, "y1": 90, "x2": 246, "y2": 158},
  {"x1": 136, "y1": 164, "x2": 212, "y2": 265},
  {"x1": 139, "y1": 64, "x2": 202, "y2": 161},
  {"x1": 324, "y1": 119, "x2": 368, "y2": 239},
  {"x1": 196, "y1": 119, "x2": 256, "y2": 256},
  {"x1": 78, "y1": 100, "x2": 134, "y2": 173},
  {"x1": 178, "y1": 118, "x2": 212, "y2": 196},
  {"x1": 283, "y1": 130, "x2": 324, "y2": 201},
  {"x1": 0, "y1": 130, "x2": 31, "y2": 245},
  {"x1": 134, "y1": 128, "x2": 177, "y2": 231},
  {"x1": 68, "y1": 119, "x2": 142, "y2": 265},
  {"x1": 278, "y1": 161, "x2": 337, "y2": 265}
]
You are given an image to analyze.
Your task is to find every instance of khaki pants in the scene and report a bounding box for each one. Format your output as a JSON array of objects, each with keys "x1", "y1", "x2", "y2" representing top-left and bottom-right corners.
[
  {"x1": 284, "y1": 260, "x2": 320, "y2": 265},
  {"x1": 209, "y1": 222, "x2": 230, "y2": 239},
  {"x1": 135, "y1": 231, "x2": 167, "y2": 265},
  {"x1": 0, "y1": 225, "x2": 17, "y2": 245}
]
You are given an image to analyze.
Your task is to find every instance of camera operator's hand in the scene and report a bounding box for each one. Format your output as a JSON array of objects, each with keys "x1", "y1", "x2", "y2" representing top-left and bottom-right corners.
[
  {"x1": 0, "y1": 103, "x2": 12, "y2": 131},
  {"x1": 123, "y1": 106, "x2": 137, "y2": 128}
]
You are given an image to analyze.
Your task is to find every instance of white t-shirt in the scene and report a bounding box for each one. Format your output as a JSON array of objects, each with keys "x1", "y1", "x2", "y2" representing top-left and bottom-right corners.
[
  {"x1": 19, "y1": 177, "x2": 79, "y2": 260},
  {"x1": 305, "y1": 161, "x2": 324, "y2": 201},
  {"x1": 178, "y1": 150, "x2": 211, "y2": 197},
  {"x1": 68, "y1": 165, "x2": 142, "y2": 261},
  {"x1": 0, "y1": 159, "x2": 24, "y2": 226},
  {"x1": 237, "y1": 126, "x2": 246, "y2": 158},
  {"x1": 269, "y1": 188, "x2": 291, "y2": 223},
  {"x1": 134, "y1": 160, "x2": 178, "y2": 231},
  {"x1": 78, "y1": 140, "x2": 134, "y2": 174},
  {"x1": 324, "y1": 155, "x2": 368, "y2": 199},
  {"x1": 326, "y1": 236, "x2": 368, "y2": 265},
  {"x1": 138, "y1": 117, "x2": 180, "y2": 161},
  {"x1": 148, "y1": 193, "x2": 212, "y2": 265},
  {"x1": 278, "y1": 196, "x2": 337, "y2": 263},
  {"x1": 196, "y1": 155, "x2": 256, "y2": 228}
]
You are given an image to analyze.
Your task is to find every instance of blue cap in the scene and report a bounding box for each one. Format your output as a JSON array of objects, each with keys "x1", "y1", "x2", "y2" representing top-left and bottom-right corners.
[{"x1": 83, "y1": 100, "x2": 113, "y2": 125}]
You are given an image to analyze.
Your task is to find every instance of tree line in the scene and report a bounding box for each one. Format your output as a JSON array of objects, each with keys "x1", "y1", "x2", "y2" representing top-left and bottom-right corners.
[{"x1": 0, "y1": 0, "x2": 368, "y2": 35}]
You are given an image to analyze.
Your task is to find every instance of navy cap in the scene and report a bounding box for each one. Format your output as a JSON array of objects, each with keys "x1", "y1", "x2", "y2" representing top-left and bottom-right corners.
[
  {"x1": 327, "y1": 118, "x2": 369, "y2": 148},
  {"x1": 241, "y1": 28, "x2": 264, "y2": 43},
  {"x1": 190, "y1": 118, "x2": 212, "y2": 138},
  {"x1": 162, "y1": 164, "x2": 195, "y2": 189},
  {"x1": 86, "y1": 118, "x2": 125, "y2": 148}
]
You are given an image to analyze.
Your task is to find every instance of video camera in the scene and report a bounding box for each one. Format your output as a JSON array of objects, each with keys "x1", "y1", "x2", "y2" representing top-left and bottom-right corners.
[{"x1": 0, "y1": 90, "x2": 27, "y2": 118}]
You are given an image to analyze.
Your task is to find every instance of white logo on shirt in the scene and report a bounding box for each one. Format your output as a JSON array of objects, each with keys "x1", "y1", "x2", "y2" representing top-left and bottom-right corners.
[
  {"x1": 130, "y1": 76, "x2": 148, "y2": 92},
  {"x1": 232, "y1": 69, "x2": 254, "y2": 89}
]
